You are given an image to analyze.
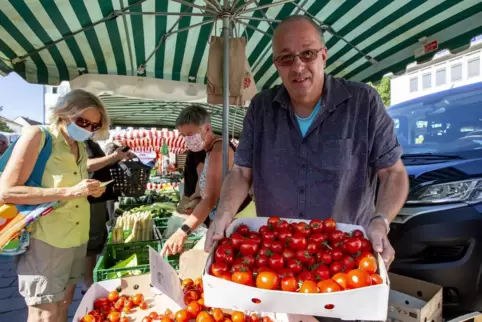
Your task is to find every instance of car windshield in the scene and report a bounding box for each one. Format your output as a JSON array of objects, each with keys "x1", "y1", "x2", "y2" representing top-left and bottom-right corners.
[{"x1": 387, "y1": 83, "x2": 482, "y2": 155}]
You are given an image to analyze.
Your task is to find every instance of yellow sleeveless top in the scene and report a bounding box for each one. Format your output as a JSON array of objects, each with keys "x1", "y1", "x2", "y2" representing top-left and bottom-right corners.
[{"x1": 30, "y1": 125, "x2": 90, "y2": 248}]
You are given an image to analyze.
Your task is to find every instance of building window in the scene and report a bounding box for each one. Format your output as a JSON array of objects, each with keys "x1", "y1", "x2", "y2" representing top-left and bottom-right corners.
[
  {"x1": 468, "y1": 57, "x2": 480, "y2": 78},
  {"x1": 409, "y1": 77, "x2": 418, "y2": 92},
  {"x1": 422, "y1": 73, "x2": 432, "y2": 89},
  {"x1": 435, "y1": 68, "x2": 446, "y2": 86},
  {"x1": 451, "y1": 63, "x2": 462, "y2": 81},
  {"x1": 52, "y1": 86, "x2": 58, "y2": 94}
]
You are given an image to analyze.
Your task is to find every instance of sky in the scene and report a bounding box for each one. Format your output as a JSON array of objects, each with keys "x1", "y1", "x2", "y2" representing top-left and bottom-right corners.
[{"x1": 0, "y1": 73, "x2": 44, "y2": 123}]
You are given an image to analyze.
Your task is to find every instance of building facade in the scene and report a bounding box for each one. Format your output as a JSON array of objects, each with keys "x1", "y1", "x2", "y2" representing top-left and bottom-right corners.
[
  {"x1": 390, "y1": 36, "x2": 482, "y2": 106},
  {"x1": 44, "y1": 81, "x2": 70, "y2": 124}
]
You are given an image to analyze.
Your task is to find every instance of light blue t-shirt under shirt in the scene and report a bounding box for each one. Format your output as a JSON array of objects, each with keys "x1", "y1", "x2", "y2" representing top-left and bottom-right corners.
[{"x1": 295, "y1": 98, "x2": 322, "y2": 137}]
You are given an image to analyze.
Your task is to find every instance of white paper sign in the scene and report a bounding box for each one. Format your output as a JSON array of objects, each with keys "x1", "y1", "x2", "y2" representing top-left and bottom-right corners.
[{"x1": 149, "y1": 246, "x2": 185, "y2": 310}]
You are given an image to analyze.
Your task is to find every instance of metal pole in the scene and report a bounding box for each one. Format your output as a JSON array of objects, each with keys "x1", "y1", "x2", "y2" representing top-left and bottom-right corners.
[{"x1": 222, "y1": 2, "x2": 230, "y2": 180}]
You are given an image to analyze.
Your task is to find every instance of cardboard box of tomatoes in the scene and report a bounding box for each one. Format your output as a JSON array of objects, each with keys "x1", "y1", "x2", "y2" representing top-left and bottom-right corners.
[{"x1": 202, "y1": 217, "x2": 390, "y2": 320}]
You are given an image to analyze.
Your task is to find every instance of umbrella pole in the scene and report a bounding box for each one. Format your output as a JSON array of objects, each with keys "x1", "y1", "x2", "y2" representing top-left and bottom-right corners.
[{"x1": 222, "y1": 4, "x2": 230, "y2": 180}]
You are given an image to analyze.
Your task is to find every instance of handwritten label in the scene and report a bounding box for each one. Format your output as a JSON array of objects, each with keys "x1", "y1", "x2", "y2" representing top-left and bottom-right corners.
[{"x1": 149, "y1": 247, "x2": 185, "y2": 310}]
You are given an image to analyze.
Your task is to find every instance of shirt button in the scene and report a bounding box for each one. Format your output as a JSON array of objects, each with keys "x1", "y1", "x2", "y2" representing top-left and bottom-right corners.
[
  {"x1": 299, "y1": 188, "x2": 305, "y2": 194},
  {"x1": 299, "y1": 212, "x2": 304, "y2": 217},
  {"x1": 74, "y1": 171, "x2": 77, "y2": 175},
  {"x1": 301, "y1": 164, "x2": 306, "y2": 170},
  {"x1": 75, "y1": 205, "x2": 79, "y2": 208},
  {"x1": 76, "y1": 222, "x2": 79, "y2": 225}
]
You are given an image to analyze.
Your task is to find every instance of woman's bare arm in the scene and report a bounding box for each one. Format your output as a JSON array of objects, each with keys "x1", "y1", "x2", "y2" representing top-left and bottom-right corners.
[{"x1": 0, "y1": 127, "x2": 81, "y2": 205}]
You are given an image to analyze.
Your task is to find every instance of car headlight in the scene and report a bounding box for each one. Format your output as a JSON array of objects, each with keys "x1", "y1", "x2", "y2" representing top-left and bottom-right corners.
[{"x1": 407, "y1": 179, "x2": 482, "y2": 204}]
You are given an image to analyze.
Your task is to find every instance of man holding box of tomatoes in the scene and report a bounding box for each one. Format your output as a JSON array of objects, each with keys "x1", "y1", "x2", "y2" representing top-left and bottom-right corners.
[{"x1": 205, "y1": 15, "x2": 409, "y2": 271}]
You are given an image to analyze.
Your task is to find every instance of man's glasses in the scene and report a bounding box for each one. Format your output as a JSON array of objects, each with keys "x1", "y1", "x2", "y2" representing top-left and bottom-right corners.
[
  {"x1": 75, "y1": 117, "x2": 102, "y2": 132},
  {"x1": 273, "y1": 48, "x2": 324, "y2": 66}
]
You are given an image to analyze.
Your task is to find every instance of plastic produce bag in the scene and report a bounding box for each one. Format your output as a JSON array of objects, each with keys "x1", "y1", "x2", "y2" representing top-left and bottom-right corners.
[{"x1": 163, "y1": 213, "x2": 207, "y2": 239}]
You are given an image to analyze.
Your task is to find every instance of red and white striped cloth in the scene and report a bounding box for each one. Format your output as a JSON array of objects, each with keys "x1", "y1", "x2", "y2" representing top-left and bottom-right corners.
[
  {"x1": 112, "y1": 128, "x2": 188, "y2": 154},
  {"x1": 146, "y1": 182, "x2": 180, "y2": 190}
]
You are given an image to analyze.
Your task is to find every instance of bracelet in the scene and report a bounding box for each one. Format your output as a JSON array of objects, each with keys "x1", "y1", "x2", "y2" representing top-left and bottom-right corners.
[{"x1": 369, "y1": 215, "x2": 390, "y2": 234}]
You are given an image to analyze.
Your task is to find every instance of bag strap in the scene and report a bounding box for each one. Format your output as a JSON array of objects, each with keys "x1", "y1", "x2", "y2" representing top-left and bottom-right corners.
[{"x1": 0, "y1": 126, "x2": 53, "y2": 187}]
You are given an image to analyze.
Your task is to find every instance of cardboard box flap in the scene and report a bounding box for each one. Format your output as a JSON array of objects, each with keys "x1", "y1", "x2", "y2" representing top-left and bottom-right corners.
[{"x1": 179, "y1": 249, "x2": 209, "y2": 280}]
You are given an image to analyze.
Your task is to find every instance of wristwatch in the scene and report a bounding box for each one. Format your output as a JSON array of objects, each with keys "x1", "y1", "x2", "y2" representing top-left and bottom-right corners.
[
  {"x1": 369, "y1": 215, "x2": 390, "y2": 234},
  {"x1": 180, "y1": 224, "x2": 192, "y2": 235}
]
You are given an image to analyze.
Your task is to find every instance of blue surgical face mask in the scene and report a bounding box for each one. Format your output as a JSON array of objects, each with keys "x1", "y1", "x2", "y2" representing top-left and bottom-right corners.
[{"x1": 66, "y1": 122, "x2": 93, "y2": 142}]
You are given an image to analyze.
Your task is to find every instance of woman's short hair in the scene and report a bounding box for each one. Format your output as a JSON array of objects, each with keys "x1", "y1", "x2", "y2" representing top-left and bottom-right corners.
[
  {"x1": 175, "y1": 105, "x2": 211, "y2": 128},
  {"x1": 49, "y1": 89, "x2": 110, "y2": 140}
]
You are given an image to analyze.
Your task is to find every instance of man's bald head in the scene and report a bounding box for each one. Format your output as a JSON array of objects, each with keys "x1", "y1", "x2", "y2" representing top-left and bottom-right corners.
[
  {"x1": 0, "y1": 134, "x2": 9, "y2": 154},
  {"x1": 273, "y1": 15, "x2": 325, "y2": 50}
]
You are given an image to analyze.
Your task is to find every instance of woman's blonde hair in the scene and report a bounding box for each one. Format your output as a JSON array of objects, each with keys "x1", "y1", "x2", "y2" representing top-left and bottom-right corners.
[{"x1": 49, "y1": 89, "x2": 110, "y2": 140}]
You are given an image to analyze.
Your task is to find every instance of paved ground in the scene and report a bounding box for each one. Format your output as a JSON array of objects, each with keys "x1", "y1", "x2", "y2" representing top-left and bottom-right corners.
[{"x1": 0, "y1": 256, "x2": 84, "y2": 322}]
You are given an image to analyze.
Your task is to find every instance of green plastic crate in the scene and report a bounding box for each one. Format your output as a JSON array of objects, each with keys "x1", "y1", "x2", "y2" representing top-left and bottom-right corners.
[
  {"x1": 94, "y1": 239, "x2": 162, "y2": 282},
  {"x1": 106, "y1": 226, "x2": 160, "y2": 245},
  {"x1": 153, "y1": 217, "x2": 170, "y2": 237},
  {"x1": 164, "y1": 235, "x2": 202, "y2": 270}
]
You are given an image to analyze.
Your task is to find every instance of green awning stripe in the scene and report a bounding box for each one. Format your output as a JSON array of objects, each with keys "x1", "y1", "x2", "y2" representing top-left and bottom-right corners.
[
  {"x1": 172, "y1": 3, "x2": 194, "y2": 81},
  {"x1": 129, "y1": 0, "x2": 146, "y2": 76},
  {"x1": 154, "y1": 0, "x2": 168, "y2": 79},
  {"x1": 40, "y1": 0, "x2": 88, "y2": 74}
]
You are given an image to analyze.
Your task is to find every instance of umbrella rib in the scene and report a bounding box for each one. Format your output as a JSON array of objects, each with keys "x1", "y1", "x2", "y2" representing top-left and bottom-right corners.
[
  {"x1": 236, "y1": 16, "x2": 281, "y2": 23},
  {"x1": 232, "y1": 0, "x2": 257, "y2": 16},
  {"x1": 168, "y1": 0, "x2": 218, "y2": 15},
  {"x1": 253, "y1": 0, "x2": 277, "y2": 33},
  {"x1": 236, "y1": 19, "x2": 272, "y2": 37},
  {"x1": 11, "y1": 0, "x2": 147, "y2": 64},
  {"x1": 241, "y1": 0, "x2": 296, "y2": 15},
  {"x1": 124, "y1": 11, "x2": 215, "y2": 17},
  {"x1": 291, "y1": 2, "x2": 378, "y2": 65},
  {"x1": 204, "y1": 0, "x2": 223, "y2": 12}
]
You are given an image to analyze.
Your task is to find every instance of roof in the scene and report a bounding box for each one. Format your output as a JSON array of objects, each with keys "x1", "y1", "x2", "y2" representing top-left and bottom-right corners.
[
  {"x1": 14, "y1": 116, "x2": 43, "y2": 126},
  {"x1": 99, "y1": 94, "x2": 246, "y2": 136},
  {"x1": 1, "y1": 0, "x2": 482, "y2": 89}
]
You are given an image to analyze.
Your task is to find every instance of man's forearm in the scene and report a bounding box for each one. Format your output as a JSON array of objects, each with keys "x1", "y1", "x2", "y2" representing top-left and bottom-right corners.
[
  {"x1": 216, "y1": 167, "x2": 252, "y2": 219},
  {"x1": 87, "y1": 154, "x2": 118, "y2": 172},
  {"x1": 375, "y1": 169, "x2": 409, "y2": 222}
]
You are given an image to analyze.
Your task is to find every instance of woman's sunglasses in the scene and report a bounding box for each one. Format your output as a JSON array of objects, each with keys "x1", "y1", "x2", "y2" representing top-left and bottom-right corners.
[{"x1": 75, "y1": 117, "x2": 102, "y2": 132}]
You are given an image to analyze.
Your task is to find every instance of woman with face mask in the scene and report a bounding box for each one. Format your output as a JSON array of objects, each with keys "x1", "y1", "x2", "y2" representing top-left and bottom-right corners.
[
  {"x1": 0, "y1": 89, "x2": 110, "y2": 322},
  {"x1": 161, "y1": 105, "x2": 251, "y2": 256}
]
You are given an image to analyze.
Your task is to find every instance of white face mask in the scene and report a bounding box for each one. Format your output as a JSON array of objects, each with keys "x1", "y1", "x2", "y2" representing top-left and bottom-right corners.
[{"x1": 184, "y1": 133, "x2": 205, "y2": 152}]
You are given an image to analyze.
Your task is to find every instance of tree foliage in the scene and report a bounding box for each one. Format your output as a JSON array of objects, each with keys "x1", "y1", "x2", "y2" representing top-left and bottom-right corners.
[
  {"x1": 0, "y1": 120, "x2": 13, "y2": 133},
  {"x1": 368, "y1": 76, "x2": 391, "y2": 107}
]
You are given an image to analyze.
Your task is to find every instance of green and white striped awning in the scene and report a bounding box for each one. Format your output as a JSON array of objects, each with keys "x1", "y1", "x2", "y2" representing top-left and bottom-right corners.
[
  {"x1": 1, "y1": 0, "x2": 482, "y2": 89},
  {"x1": 99, "y1": 93, "x2": 246, "y2": 136}
]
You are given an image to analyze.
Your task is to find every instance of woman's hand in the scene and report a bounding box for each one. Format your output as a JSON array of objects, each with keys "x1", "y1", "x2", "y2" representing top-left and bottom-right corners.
[
  {"x1": 70, "y1": 179, "x2": 103, "y2": 197},
  {"x1": 161, "y1": 229, "x2": 188, "y2": 257}
]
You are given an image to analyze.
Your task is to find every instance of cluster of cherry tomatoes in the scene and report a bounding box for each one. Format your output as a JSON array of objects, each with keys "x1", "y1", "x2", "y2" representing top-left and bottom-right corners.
[
  {"x1": 209, "y1": 217, "x2": 383, "y2": 293},
  {"x1": 80, "y1": 291, "x2": 149, "y2": 322}
]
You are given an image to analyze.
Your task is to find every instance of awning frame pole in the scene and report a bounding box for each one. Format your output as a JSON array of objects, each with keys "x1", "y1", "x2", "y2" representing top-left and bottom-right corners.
[
  {"x1": 124, "y1": 11, "x2": 217, "y2": 17},
  {"x1": 239, "y1": 0, "x2": 296, "y2": 15},
  {"x1": 222, "y1": 1, "x2": 230, "y2": 180},
  {"x1": 169, "y1": 0, "x2": 218, "y2": 15}
]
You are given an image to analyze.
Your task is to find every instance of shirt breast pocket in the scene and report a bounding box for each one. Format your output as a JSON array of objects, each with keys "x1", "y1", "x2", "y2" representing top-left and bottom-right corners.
[{"x1": 311, "y1": 138, "x2": 354, "y2": 173}]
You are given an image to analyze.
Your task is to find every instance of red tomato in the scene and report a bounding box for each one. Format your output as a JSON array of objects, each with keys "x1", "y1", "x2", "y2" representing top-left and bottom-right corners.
[
  {"x1": 214, "y1": 244, "x2": 235, "y2": 264},
  {"x1": 258, "y1": 247, "x2": 273, "y2": 258},
  {"x1": 370, "y1": 273, "x2": 383, "y2": 285},
  {"x1": 184, "y1": 290, "x2": 199, "y2": 305},
  {"x1": 276, "y1": 220, "x2": 289, "y2": 231},
  {"x1": 197, "y1": 312, "x2": 215, "y2": 322},
  {"x1": 317, "y1": 279, "x2": 342, "y2": 293},
  {"x1": 175, "y1": 309, "x2": 189, "y2": 322},
  {"x1": 277, "y1": 268, "x2": 295, "y2": 279},
  {"x1": 260, "y1": 231, "x2": 276, "y2": 241},
  {"x1": 259, "y1": 225, "x2": 270, "y2": 234},
  {"x1": 267, "y1": 216, "x2": 280, "y2": 226},
  {"x1": 219, "y1": 272, "x2": 232, "y2": 281},
  {"x1": 255, "y1": 254, "x2": 269, "y2": 267},
  {"x1": 343, "y1": 237, "x2": 362, "y2": 254},
  {"x1": 297, "y1": 270, "x2": 315, "y2": 282},
  {"x1": 211, "y1": 262, "x2": 229, "y2": 277},
  {"x1": 281, "y1": 276, "x2": 298, "y2": 292},
  {"x1": 120, "y1": 317, "x2": 129, "y2": 322},
  {"x1": 329, "y1": 261, "x2": 343, "y2": 275},
  {"x1": 81, "y1": 314, "x2": 95, "y2": 322},
  {"x1": 354, "y1": 251, "x2": 376, "y2": 266},
  {"x1": 360, "y1": 238, "x2": 373, "y2": 252},
  {"x1": 330, "y1": 248, "x2": 344, "y2": 261},
  {"x1": 139, "y1": 301, "x2": 148, "y2": 310},
  {"x1": 298, "y1": 280, "x2": 318, "y2": 293},
  {"x1": 231, "y1": 263, "x2": 250, "y2": 272},
  {"x1": 341, "y1": 255, "x2": 356, "y2": 271},
  {"x1": 142, "y1": 317, "x2": 153, "y2": 322},
  {"x1": 256, "y1": 271, "x2": 280, "y2": 290},
  {"x1": 308, "y1": 233, "x2": 327, "y2": 246},
  {"x1": 94, "y1": 298, "x2": 109, "y2": 309},
  {"x1": 261, "y1": 239, "x2": 273, "y2": 249},
  {"x1": 277, "y1": 230, "x2": 292, "y2": 243},
  {"x1": 286, "y1": 259, "x2": 303, "y2": 274},
  {"x1": 288, "y1": 233, "x2": 307, "y2": 250},
  {"x1": 268, "y1": 253, "x2": 284, "y2": 270},
  {"x1": 247, "y1": 232, "x2": 261, "y2": 244},
  {"x1": 219, "y1": 238, "x2": 232, "y2": 246},
  {"x1": 281, "y1": 248, "x2": 295, "y2": 262},
  {"x1": 312, "y1": 264, "x2": 331, "y2": 281},
  {"x1": 295, "y1": 250, "x2": 314, "y2": 266},
  {"x1": 239, "y1": 240, "x2": 259, "y2": 256},
  {"x1": 149, "y1": 312, "x2": 160, "y2": 319},
  {"x1": 315, "y1": 251, "x2": 333, "y2": 265},
  {"x1": 232, "y1": 312, "x2": 246, "y2": 322},
  {"x1": 329, "y1": 230, "x2": 345, "y2": 244},
  {"x1": 309, "y1": 219, "x2": 324, "y2": 234},
  {"x1": 351, "y1": 229, "x2": 364, "y2": 238},
  {"x1": 212, "y1": 308, "x2": 224, "y2": 322},
  {"x1": 187, "y1": 301, "x2": 201, "y2": 317},
  {"x1": 236, "y1": 224, "x2": 250, "y2": 235},
  {"x1": 359, "y1": 256, "x2": 378, "y2": 274},
  {"x1": 347, "y1": 269, "x2": 372, "y2": 289},
  {"x1": 294, "y1": 222, "x2": 311, "y2": 237},
  {"x1": 132, "y1": 293, "x2": 144, "y2": 306},
  {"x1": 306, "y1": 242, "x2": 318, "y2": 253},
  {"x1": 270, "y1": 241, "x2": 284, "y2": 253},
  {"x1": 331, "y1": 272, "x2": 348, "y2": 289},
  {"x1": 107, "y1": 291, "x2": 119, "y2": 303},
  {"x1": 235, "y1": 255, "x2": 256, "y2": 268},
  {"x1": 232, "y1": 270, "x2": 254, "y2": 286},
  {"x1": 324, "y1": 218, "x2": 337, "y2": 232},
  {"x1": 230, "y1": 233, "x2": 246, "y2": 249}
]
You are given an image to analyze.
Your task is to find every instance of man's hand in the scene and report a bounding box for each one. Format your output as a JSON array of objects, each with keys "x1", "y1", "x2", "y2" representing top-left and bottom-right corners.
[
  {"x1": 367, "y1": 219, "x2": 395, "y2": 269},
  {"x1": 204, "y1": 213, "x2": 234, "y2": 252}
]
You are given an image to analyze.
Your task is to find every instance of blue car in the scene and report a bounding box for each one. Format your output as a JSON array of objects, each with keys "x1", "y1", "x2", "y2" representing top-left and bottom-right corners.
[{"x1": 387, "y1": 82, "x2": 482, "y2": 317}]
